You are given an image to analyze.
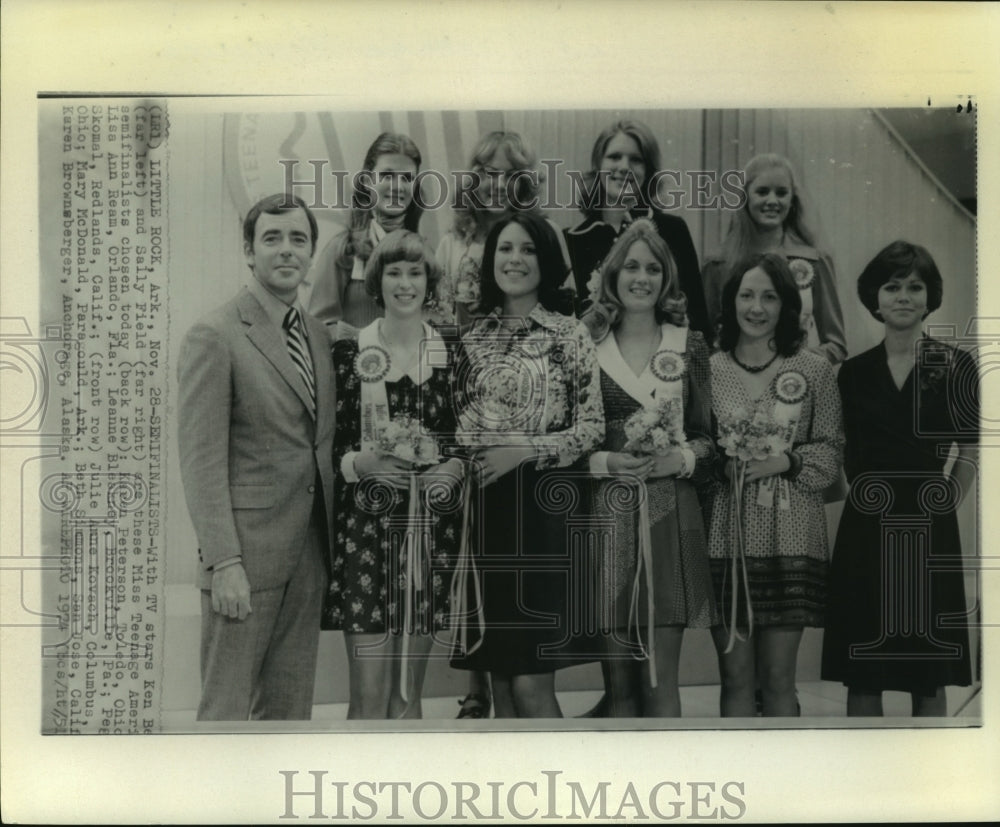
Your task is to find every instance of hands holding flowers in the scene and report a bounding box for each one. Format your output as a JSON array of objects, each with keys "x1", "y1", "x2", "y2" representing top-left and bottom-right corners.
[
  {"x1": 355, "y1": 416, "x2": 463, "y2": 501},
  {"x1": 717, "y1": 407, "x2": 788, "y2": 482},
  {"x1": 609, "y1": 397, "x2": 688, "y2": 481}
]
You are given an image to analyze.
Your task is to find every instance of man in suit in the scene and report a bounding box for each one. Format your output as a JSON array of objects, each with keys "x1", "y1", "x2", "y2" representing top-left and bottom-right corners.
[{"x1": 177, "y1": 193, "x2": 335, "y2": 720}]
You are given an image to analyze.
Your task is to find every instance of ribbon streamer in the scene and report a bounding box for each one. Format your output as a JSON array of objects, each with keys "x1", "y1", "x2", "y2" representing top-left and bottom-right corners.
[
  {"x1": 399, "y1": 473, "x2": 433, "y2": 704},
  {"x1": 448, "y1": 477, "x2": 485, "y2": 660},
  {"x1": 723, "y1": 461, "x2": 755, "y2": 654},
  {"x1": 626, "y1": 483, "x2": 658, "y2": 688}
]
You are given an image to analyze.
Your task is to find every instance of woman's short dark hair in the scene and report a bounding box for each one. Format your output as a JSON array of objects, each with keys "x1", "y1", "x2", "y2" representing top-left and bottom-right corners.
[
  {"x1": 478, "y1": 213, "x2": 573, "y2": 315},
  {"x1": 363, "y1": 229, "x2": 442, "y2": 309},
  {"x1": 857, "y1": 240, "x2": 943, "y2": 321},
  {"x1": 717, "y1": 253, "x2": 805, "y2": 356}
]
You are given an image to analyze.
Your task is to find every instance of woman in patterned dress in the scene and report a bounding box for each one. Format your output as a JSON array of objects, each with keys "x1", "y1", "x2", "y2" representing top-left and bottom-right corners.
[
  {"x1": 322, "y1": 230, "x2": 464, "y2": 719},
  {"x1": 449, "y1": 213, "x2": 604, "y2": 718},
  {"x1": 701, "y1": 153, "x2": 846, "y2": 364},
  {"x1": 438, "y1": 135, "x2": 575, "y2": 720},
  {"x1": 821, "y1": 241, "x2": 977, "y2": 715},
  {"x1": 582, "y1": 219, "x2": 718, "y2": 717},
  {"x1": 707, "y1": 253, "x2": 844, "y2": 716},
  {"x1": 308, "y1": 133, "x2": 425, "y2": 335}
]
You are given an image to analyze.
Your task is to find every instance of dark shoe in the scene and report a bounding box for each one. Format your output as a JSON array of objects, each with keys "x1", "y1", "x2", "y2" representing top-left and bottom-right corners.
[{"x1": 457, "y1": 692, "x2": 491, "y2": 719}]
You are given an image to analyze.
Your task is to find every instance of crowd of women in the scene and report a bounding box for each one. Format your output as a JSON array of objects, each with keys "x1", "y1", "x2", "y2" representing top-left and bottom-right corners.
[{"x1": 306, "y1": 118, "x2": 978, "y2": 721}]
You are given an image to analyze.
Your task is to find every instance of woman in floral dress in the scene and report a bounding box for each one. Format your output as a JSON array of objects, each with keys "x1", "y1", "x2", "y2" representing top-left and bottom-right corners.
[
  {"x1": 701, "y1": 153, "x2": 846, "y2": 364},
  {"x1": 582, "y1": 218, "x2": 718, "y2": 717},
  {"x1": 449, "y1": 212, "x2": 604, "y2": 718},
  {"x1": 707, "y1": 253, "x2": 843, "y2": 717},
  {"x1": 322, "y1": 230, "x2": 464, "y2": 719}
]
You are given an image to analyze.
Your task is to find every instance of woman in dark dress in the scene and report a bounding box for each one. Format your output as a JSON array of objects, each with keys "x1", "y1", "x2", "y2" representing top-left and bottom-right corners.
[
  {"x1": 565, "y1": 119, "x2": 710, "y2": 341},
  {"x1": 322, "y1": 230, "x2": 464, "y2": 719},
  {"x1": 450, "y1": 213, "x2": 604, "y2": 718},
  {"x1": 821, "y1": 240, "x2": 978, "y2": 716}
]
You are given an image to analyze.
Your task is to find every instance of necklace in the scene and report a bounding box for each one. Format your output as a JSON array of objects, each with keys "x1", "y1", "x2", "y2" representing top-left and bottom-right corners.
[{"x1": 731, "y1": 350, "x2": 778, "y2": 373}]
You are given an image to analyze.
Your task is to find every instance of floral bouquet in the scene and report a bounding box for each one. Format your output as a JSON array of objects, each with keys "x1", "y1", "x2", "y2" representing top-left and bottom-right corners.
[
  {"x1": 717, "y1": 407, "x2": 785, "y2": 462},
  {"x1": 376, "y1": 415, "x2": 440, "y2": 466},
  {"x1": 622, "y1": 397, "x2": 686, "y2": 455}
]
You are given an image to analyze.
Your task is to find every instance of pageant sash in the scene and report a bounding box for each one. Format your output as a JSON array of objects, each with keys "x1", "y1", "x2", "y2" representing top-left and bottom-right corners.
[
  {"x1": 756, "y1": 370, "x2": 807, "y2": 510},
  {"x1": 788, "y1": 255, "x2": 819, "y2": 351}
]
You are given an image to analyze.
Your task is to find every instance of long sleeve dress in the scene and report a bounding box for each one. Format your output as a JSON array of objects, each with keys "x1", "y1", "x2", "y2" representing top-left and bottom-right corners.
[
  {"x1": 588, "y1": 325, "x2": 719, "y2": 640},
  {"x1": 321, "y1": 323, "x2": 461, "y2": 635},
  {"x1": 449, "y1": 304, "x2": 605, "y2": 674},
  {"x1": 821, "y1": 340, "x2": 976, "y2": 694},
  {"x1": 706, "y1": 348, "x2": 844, "y2": 627}
]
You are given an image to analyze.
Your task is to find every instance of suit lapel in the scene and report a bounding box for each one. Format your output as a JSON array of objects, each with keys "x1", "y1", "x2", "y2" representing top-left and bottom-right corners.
[{"x1": 238, "y1": 291, "x2": 317, "y2": 420}]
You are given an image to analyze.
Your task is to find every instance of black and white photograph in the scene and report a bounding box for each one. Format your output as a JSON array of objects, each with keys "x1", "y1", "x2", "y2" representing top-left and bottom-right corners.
[{"x1": 2, "y1": 1, "x2": 999, "y2": 823}]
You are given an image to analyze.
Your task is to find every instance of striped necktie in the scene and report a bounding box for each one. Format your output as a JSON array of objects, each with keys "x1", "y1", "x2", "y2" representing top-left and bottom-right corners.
[{"x1": 283, "y1": 307, "x2": 316, "y2": 416}]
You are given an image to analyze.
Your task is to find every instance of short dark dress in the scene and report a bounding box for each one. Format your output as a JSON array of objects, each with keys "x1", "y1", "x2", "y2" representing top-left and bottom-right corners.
[
  {"x1": 821, "y1": 340, "x2": 977, "y2": 694},
  {"x1": 321, "y1": 336, "x2": 460, "y2": 635}
]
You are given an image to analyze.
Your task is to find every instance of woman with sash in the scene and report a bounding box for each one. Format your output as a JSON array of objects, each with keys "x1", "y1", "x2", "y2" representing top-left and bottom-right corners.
[
  {"x1": 582, "y1": 219, "x2": 718, "y2": 717},
  {"x1": 322, "y1": 230, "x2": 464, "y2": 719},
  {"x1": 449, "y1": 213, "x2": 604, "y2": 718},
  {"x1": 707, "y1": 253, "x2": 843, "y2": 717},
  {"x1": 701, "y1": 153, "x2": 846, "y2": 364},
  {"x1": 308, "y1": 132, "x2": 425, "y2": 336}
]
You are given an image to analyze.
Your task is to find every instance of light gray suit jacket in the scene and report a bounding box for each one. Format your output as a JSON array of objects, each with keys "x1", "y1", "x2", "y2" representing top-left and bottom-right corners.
[{"x1": 177, "y1": 288, "x2": 336, "y2": 591}]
